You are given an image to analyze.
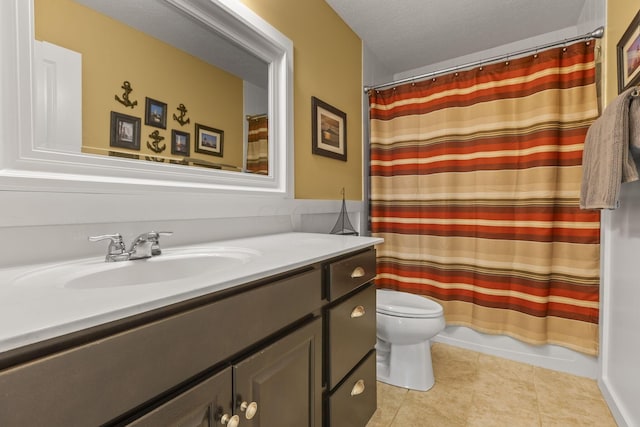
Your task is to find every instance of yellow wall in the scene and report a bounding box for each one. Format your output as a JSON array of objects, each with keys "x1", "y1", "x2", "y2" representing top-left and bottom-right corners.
[
  {"x1": 605, "y1": 0, "x2": 640, "y2": 104},
  {"x1": 241, "y1": 0, "x2": 363, "y2": 200},
  {"x1": 35, "y1": 0, "x2": 244, "y2": 169}
]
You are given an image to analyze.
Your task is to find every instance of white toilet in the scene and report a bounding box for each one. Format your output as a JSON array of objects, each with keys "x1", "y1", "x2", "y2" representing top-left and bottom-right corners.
[{"x1": 376, "y1": 289, "x2": 445, "y2": 391}]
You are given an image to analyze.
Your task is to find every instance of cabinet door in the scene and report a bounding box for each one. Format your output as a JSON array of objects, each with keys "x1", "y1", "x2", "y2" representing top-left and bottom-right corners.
[
  {"x1": 128, "y1": 367, "x2": 233, "y2": 427},
  {"x1": 234, "y1": 317, "x2": 322, "y2": 427}
]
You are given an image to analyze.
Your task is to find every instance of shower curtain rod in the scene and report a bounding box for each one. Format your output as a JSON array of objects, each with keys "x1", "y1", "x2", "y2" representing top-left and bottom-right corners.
[
  {"x1": 363, "y1": 26, "x2": 604, "y2": 92},
  {"x1": 246, "y1": 113, "x2": 267, "y2": 120}
]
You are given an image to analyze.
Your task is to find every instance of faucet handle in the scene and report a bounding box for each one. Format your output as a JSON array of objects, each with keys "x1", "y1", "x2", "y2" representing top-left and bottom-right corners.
[
  {"x1": 150, "y1": 231, "x2": 173, "y2": 256},
  {"x1": 88, "y1": 233, "x2": 127, "y2": 261}
]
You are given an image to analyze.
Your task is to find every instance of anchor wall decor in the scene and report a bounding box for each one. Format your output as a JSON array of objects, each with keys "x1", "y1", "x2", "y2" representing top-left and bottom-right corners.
[
  {"x1": 147, "y1": 130, "x2": 166, "y2": 153},
  {"x1": 173, "y1": 103, "x2": 191, "y2": 126},
  {"x1": 114, "y1": 81, "x2": 138, "y2": 108}
]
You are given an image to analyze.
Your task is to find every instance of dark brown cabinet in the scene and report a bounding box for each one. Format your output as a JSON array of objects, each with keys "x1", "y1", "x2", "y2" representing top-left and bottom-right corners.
[
  {"x1": 0, "y1": 245, "x2": 378, "y2": 427},
  {"x1": 234, "y1": 318, "x2": 322, "y2": 427},
  {"x1": 130, "y1": 318, "x2": 322, "y2": 427},
  {"x1": 324, "y1": 248, "x2": 378, "y2": 427}
]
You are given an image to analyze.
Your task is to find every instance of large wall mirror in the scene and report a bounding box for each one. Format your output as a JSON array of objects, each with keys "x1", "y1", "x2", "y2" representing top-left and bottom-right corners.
[{"x1": 0, "y1": 0, "x2": 293, "y2": 195}]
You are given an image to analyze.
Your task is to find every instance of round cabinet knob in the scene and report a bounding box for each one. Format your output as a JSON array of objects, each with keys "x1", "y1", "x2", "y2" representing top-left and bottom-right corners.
[
  {"x1": 220, "y1": 414, "x2": 240, "y2": 427},
  {"x1": 240, "y1": 401, "x2": 258, "y2": 419}
]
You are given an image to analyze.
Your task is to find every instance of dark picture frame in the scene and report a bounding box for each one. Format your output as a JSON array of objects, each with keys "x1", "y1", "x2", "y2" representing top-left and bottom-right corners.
[
  {"x1": 617, "y1": 10, "x2": 640, "y2": 93},
  {"x1": 110, "y1": 111, "x2": 141, "y2": 150},
  {"x1": 311, "y1": 96, "x2": 347, "y2": 161},
  {"x1": 171, "y1": 130, "x2": 190, "y2": 156},
  {"x1": 195, "y1": 123, "x2": 224, "y2": 157},
  {"x1": 145, "y1": 97, "x2": 167, "y2": 129}
]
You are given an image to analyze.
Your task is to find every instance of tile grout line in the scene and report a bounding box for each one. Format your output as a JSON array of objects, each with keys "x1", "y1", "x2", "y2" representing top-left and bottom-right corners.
[
  {"x1": 387, "y1": 388, "x2": 409, "y2": 426},
  {"x1": 532, "y1": 367, "x2": 543, "y2": 427}
]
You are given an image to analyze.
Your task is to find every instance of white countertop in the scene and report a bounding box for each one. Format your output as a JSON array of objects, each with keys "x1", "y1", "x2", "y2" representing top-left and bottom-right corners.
[{"x1": 0, "y1": 232, "x2": 382, "y2": 355}]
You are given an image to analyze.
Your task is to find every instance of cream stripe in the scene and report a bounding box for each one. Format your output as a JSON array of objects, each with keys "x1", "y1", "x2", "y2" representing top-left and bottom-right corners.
[
  {"x1": 375, "y1": 248, "x2": 600, "y2": 277},
  {"x1": 370, "y1": 189, "x2": 581, "y2": 200},
  {"x1": 370, "y1": 143, "x2": 584, "y2": 167},
  {"x1": 371, "y1": 167, "x2": 583, "y2": 193}
]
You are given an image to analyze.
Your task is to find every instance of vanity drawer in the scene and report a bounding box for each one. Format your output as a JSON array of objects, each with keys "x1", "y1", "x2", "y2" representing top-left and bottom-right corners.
[
  {"x1": 0, "y1": 268, "x2": 322, "y2": 426},
  {"x1": 327, "y1": 248, "x2": 376, "y2": 301},
  {"x1": 327, "y1": 283, "x2": 376, "y2": 389},
  {"x1": 327, "y1": 350, "x2": 377, "y2": 427}
]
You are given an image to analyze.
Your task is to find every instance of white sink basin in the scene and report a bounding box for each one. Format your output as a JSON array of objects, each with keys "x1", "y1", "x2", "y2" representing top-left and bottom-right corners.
[{"x1": 13, "y1": 246, "x2": 260, "y2": 290}]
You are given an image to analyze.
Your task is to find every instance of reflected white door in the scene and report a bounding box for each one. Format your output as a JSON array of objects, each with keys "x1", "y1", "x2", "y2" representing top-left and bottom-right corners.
[{"x1": 33, "y1": 41, "x2": 82, "y2": 153}]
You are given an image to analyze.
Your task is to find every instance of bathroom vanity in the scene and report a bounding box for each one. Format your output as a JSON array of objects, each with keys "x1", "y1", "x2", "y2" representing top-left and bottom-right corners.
[{"x1": 0, "y1": 232, "x2": 381, "y2": 426}]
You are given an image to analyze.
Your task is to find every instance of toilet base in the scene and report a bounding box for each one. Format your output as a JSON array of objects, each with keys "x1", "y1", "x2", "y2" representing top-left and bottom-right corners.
[{"x1": 376, "y1": 339, "x2": 435, "y2": 391}]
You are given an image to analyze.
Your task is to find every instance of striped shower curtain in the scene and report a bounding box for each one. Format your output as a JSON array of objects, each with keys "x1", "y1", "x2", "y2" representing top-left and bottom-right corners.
[
  {"x1": 369, "y1": 41, "x2": 601, "y2": 355},
  {"x1": 246, "y1": 116, "x2": 268, "y2": 175}
]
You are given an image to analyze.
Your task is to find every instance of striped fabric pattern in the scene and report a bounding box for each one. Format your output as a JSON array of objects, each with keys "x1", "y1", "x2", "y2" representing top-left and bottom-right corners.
[
  {"x1": 369, "y1": 42, "x2": 601, "y2": 355},
  {"x1": 246, "y1": 116, "x2": 268, "y2": 175}
]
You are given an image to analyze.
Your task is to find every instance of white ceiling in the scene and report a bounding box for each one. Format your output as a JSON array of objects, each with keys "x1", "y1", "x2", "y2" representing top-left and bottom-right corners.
[{"x1": 324, "y1": 0, "x2": 590, "y2": 76}]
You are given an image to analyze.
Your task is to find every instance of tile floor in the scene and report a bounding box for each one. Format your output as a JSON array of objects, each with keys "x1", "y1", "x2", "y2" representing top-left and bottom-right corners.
[{"x1": 366, "y1": 343, "x2": 617, "y2": 427}]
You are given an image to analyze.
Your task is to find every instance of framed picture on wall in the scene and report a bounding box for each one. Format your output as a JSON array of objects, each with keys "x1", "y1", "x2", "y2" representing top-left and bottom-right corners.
[
  {"x1": 110, "y1": 111, "x2": 141, "y2": 150},
  {"x1": 194, "y1": 123, "x2": 224, "y2": 157},
  {"x1": 617, "y1": 10, "x2": 640, "y2": 93},
  {"x1": 311, "y1": 96, "x2": 347, "y2": 161},
  {"x1": 171, "y1": 130, "x2": 190, "y2": 156},
  {"x1": 145, "y1": 97, "x2": 167, "y2": 129}
]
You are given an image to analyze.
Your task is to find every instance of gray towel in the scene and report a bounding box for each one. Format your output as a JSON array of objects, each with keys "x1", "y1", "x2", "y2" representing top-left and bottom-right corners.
[{"x1": 580, "y1": 87, "x2": 640, "y2": 209}]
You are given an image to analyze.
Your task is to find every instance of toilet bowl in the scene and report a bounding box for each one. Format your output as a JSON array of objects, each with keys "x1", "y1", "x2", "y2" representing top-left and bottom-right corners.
[{"x1": 376, "y1": 289, "x2": 445, "y2": 391}]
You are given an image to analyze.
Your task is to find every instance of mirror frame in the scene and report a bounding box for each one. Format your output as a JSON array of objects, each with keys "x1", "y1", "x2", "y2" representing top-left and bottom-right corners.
[{"x1": 0, "y1": 0, "x2": 293, "y2": 197}]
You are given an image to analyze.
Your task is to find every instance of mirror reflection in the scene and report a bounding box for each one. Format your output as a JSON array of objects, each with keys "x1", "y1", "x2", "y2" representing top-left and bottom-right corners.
[{"x1": 34, "y1": 0, "x2": 269, "y2": 174}]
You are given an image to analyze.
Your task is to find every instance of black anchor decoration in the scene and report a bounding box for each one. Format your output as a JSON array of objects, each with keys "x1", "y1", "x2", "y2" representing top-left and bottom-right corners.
[
  {"x1": 172, "y1": 103, "x2": 191, "y2": 126},
  {"x1": 114, "y1": 81, "x2": 138, "y2": 108},
  {"x1": 147, "y1": 130, "x2": 166, "y2": 153}
]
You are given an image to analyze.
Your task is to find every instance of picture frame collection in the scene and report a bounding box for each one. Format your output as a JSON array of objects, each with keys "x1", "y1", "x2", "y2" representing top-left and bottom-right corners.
[
  {"x1": 110, "y1": 88, "x2": 224, "y2": 159},
  {"x1": 110, "y1": 85, "x2": 350, "y2": 164}
]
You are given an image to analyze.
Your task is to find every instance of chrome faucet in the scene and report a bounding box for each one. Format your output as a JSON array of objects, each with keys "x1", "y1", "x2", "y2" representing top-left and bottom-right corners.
[
  {"x1": 128, "y1": 231, "x2": 173, "y2": 260},
  {"x1": 89, "y1": 231, "x2": 173, "y2": 262}
]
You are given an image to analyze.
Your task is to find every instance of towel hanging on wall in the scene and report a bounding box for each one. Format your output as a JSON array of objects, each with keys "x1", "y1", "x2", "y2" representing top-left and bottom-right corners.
[{"x1": 580, "y1": 87, "x2": 640, "y2": 209}]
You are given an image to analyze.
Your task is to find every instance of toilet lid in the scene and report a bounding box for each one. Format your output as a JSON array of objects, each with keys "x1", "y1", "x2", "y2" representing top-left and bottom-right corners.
[{"x1": 377, "y1": 290, "x2": 444, "y2": 318}]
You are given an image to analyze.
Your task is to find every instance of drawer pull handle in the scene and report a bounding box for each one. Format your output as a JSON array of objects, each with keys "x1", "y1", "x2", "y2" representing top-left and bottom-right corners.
[
  {"x1": 351, "y1": 379, "x2": 366, "y2": 396},
  {"x1": 220, "y1": 414, "x2": 240, "y2": 427},
  {"x1": 351, "y1": 305, "x2": 366, "y2": 318},
  {"x1": 351, "y1": 266, "x2": 365, "y2": 278},
  {"x1": 240, "y1": 401, "x2": 258, "y2": 419}
]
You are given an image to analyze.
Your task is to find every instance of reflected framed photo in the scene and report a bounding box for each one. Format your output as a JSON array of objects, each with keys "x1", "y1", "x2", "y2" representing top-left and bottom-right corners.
[
  {"x1": 311, "y1": 96, "x2": 347, "y2": 161},
  {"x1": 145, "y1": 97, "x2": 167, "y2": 129},
  {"x1": 195, "y1": 123, "x2": 224, "y2": 157},
  {"x1": 171, "y1": 130, "x2": 190, "y2": 156},
  {"x1": 110, "y1": 111, "x2": 141, "y2": 150},
  {"x1": 617, "y1": 10, "x2": 640, "y2": 93}
]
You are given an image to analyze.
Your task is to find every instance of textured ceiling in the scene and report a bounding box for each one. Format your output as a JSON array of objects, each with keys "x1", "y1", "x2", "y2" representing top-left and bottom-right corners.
[{"x1": 324, "y1": 0, "x2": 589, "y2": 75}]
